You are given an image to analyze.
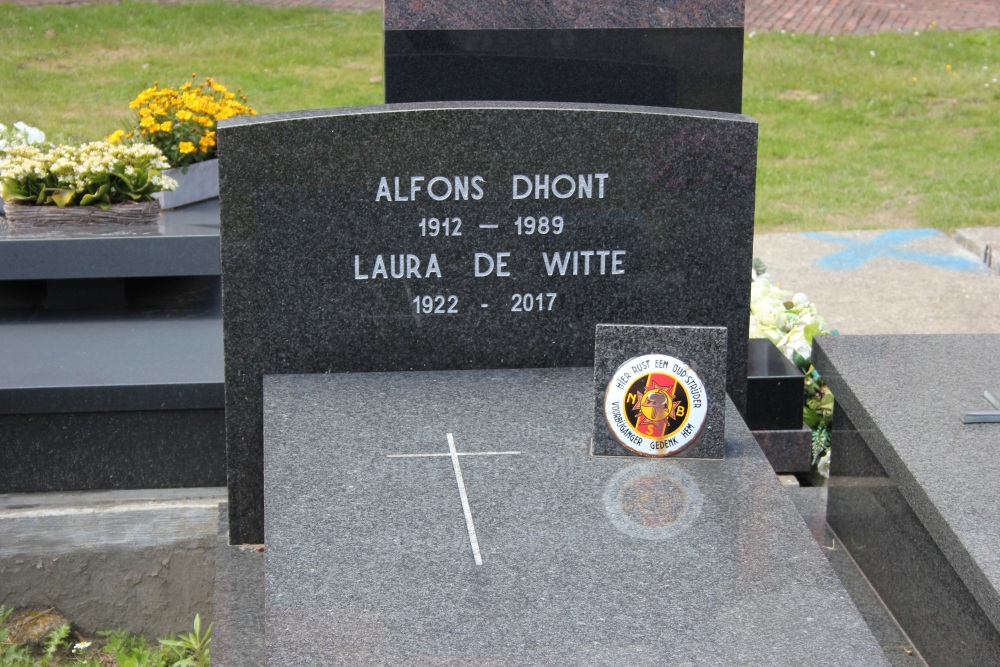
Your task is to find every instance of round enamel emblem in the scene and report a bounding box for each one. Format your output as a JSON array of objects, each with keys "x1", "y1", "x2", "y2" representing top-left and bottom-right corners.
[{"x1": 603, "y1": 354, "x2": 708, "y2": 457}]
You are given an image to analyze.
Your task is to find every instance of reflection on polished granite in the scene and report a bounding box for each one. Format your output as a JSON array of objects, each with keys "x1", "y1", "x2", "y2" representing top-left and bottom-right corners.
[{"x1": 817, "y1": 334, "x2": 1000, "y2": 666}]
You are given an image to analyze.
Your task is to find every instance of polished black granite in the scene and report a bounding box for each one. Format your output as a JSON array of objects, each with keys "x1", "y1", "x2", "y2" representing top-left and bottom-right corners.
[
  {"x1": 259, "y1": 369, "x2": 888, "y2": 665},
  {"x1": 746, "y1": 338, "x2": 804, "y2": 431},
  {"x1": 219, "y1": 101, "x2": 757, "y2": 544},
  {"x1": 751, "y1": 427, "x2": 812, "y2": 473},
  {"x1": 817, "y1": 334, "x2": 1000, "y2": 665},
  {"x1": 0, "y1": 279, "x2": 225, "y2": 493},
  {"x1": 384, "y1": 0, "x2": 744, "y2": 30},
  {"x1": 0, "y1": 280, "x2": 223, "y2": 414},
  {"x1": 0, "y1": 409, "x2": 225, "y2": 493},
  {"x1": 384, "y1": 28, "x2": 743, "y2": 113}
]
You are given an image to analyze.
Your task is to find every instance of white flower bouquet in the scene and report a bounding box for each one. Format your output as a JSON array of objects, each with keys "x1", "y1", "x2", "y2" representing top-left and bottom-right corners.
[
  {"x1": 749, "y1": 259, "x2": 836, "y2": 473},
  {"x1": 0, "y1": 142, "x2": 177, "y2": 227}
]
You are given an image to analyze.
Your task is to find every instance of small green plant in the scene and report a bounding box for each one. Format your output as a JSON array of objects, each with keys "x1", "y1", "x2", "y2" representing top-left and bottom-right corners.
[
  {"x1": 0, "y1": 610, "x2": 209, "y2": 667},
  {"x1": 0, "y1": 607, "x2": 32, "y2": 667},
  {"x1": 157, "y1": 614, "x2": 210, "y2": 667},
  {"x1": 99, "y1": 628, "x2": 159, "y2": 667},
  {"x1": 40, "y1": 624, "x2": 70, "y2": 665}
]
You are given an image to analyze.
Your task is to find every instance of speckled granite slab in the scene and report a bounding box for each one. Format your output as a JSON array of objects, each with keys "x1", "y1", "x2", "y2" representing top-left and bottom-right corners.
[
  {"x1": 219, "y1": 102, "x2": 757, "y2": 544},
  {"x1": 384, "y1": 0, "x2": 744, "y2": 30},
  {"x1": 383, "y1": 1, "x2": 744, "y2": 112},
  {"x1": 261, "y1": 369, "x2": 888, "y2": 666},
  {"x1": 817, "y1": 334, "x2": 1000, "y2": 664}
]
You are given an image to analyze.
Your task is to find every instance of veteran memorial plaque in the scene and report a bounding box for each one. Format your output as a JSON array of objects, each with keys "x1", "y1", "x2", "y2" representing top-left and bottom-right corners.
[
  {"x1": 219, "y1": 101, "x2": 757, "y2": 544},
  {"x1": 593, "y1": 324, "x2": 727, "y2": 458}
]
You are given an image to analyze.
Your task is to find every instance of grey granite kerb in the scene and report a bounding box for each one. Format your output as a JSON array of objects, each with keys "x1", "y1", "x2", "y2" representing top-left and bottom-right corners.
[{"x1": 816, "y1": 334, "x2": 1000, "y2": 629}]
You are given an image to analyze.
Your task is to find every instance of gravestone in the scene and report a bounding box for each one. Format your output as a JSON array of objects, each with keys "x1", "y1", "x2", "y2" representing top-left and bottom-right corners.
[
  {"x1": 219, "y1": 101, "x2": 757, "y2": 544},
  {"x1": 817, "y1": 334, "x2": 1000, "y2": 665},
  {"x1": 383, "y1": 0, "x2": 745, "y2": 113},
  {"x1": 259, "y1": 368, "x2": 891, "y2": 665}
]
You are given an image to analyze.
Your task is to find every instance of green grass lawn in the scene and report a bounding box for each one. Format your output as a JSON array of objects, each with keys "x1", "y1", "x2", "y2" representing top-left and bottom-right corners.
[
  {"x1": 0, "y1": 1, "x2": 383, "y2": 137},
  {"x1": 744, "y1": 29, "x2": 999, "y2": 231},
  {"x1": 0, "y1": 1, "x2": 996, "y2": 231}
]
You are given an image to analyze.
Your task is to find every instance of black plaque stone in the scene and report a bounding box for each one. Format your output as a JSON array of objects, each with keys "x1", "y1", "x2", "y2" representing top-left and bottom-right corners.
[
  {"x1": 219, "y1": 101, "x2": 757, "y2": 544},
  {"x1": 384, "y1": 1, "x2": 744, "y2": 113},
  {"x1": 746, "y1": 338, "x2": 804, "y2": 431}
]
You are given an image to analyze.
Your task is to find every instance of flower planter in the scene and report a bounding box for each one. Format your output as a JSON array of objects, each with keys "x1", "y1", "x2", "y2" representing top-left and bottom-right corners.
[
  {"x1": 2, "y1": 200, "x2": 160, "y2": 228},
  {"x1": 153, "y1": 158, "x2": 219, "y2": 209}
]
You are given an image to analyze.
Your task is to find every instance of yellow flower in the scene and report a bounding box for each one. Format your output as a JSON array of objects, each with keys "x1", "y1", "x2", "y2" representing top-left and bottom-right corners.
[
  {"x1": 199, "y1": 134, "x2": 216, "y2": 151},
  {"x1": 140, "y1": 116, "x2": 155, "y2": 128},
  {"x1": 176, "y1": 109, "x2": 193, "y2": 121},
  {"x1": 160, "y1": 121, "x2": 173, "y2": 133},
  {"x1": 178, "y1": 141, "x2": 196, "y2": 154}
]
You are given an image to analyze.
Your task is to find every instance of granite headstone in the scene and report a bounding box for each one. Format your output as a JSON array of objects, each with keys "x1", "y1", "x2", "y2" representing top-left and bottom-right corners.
[
  {"x1": 384, "y1": 0, "x2": 745, "y2": 113},
  {"x1": 219, "y1": 101, "x2": 757, "y2": 544}
]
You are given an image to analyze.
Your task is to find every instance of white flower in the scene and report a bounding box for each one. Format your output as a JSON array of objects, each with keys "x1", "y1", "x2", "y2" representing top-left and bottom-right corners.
[
  {"x1": 817, "y1": 450, "x2": 831, "y2": 478},
  {"x1": 14, "y1": 121, "x2": 45, "y2": 145}
]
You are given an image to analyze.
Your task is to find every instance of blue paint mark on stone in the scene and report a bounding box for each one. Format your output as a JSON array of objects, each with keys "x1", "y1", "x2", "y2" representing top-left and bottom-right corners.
[{"x1": 803, "y1": 229, "x2": 983, "y2": 272}]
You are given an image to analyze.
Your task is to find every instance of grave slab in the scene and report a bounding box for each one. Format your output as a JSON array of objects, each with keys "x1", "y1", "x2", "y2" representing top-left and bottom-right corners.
[
  {"x1": 261, "y1": 368, "x2": 888, "y2": 666},
  {"x1": 221, "y1": 101, "x2": 757, "y2": 544},
  {"x1": 816, "y1": 334, "x2": 1000, "y2": 665}
]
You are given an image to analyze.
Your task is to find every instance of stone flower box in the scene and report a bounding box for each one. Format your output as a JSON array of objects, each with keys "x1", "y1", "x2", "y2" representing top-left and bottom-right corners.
[{"x1": 154, "y1": 158, "x2": 218, "y2": 210}]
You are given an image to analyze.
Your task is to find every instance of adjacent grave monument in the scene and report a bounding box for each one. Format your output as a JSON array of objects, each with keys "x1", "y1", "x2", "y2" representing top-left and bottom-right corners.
[
  {"x1": 0, "y1": 202, "x2": 225, "y2": 493},
  {"x1": 818, "y1": 334, "x2": 1000, "y2": 665},
  {"x1": 383, "y1": 0, "x2": 745, "y2": 113},
  {"x1": 219, "y1": 100, "x2": 758, "y2": 545}
]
